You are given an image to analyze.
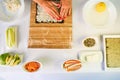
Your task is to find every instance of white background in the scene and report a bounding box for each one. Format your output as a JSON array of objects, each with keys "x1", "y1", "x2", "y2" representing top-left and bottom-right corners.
[{"x1": 0, "y1": 0, "x2": 120, "y2": 79}]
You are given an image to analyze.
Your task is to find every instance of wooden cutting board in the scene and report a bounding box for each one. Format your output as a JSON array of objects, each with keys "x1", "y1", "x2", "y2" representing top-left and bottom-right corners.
[{"x1": 28, "y1": 1, "x2": 72, "y2": 49}]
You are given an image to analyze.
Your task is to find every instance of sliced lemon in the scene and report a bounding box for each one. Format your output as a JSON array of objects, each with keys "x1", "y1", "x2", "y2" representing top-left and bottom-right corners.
[{"x1": 95, "y1": 2, "x2": 106, "y2": 13}]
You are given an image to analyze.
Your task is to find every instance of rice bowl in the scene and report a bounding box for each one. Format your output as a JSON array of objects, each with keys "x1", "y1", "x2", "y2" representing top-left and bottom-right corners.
[{"x1": 0, "y1": 0, "x2": 25, "y2": 22}]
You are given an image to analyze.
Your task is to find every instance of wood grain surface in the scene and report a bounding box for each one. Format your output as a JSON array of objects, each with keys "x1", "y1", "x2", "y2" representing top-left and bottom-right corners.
[{"x1": 28, "y1": 1, "x2": 72, "y2": 48}]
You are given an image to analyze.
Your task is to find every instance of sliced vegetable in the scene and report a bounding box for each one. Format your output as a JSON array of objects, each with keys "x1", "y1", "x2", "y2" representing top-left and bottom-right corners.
[
  {"x1": 6, "y1": 55, "x2": 14, "y2": 65},
  {"x1": 5, "y1": 55, "x2": 10, "y2": 64},
  {"x1": 13, "y1": 59, "x2": 21, "y2": 66},
  {"x1": 0, "y1": 53, "x2": 22, "y2": 66},
  {"x1": 9, "y1": 54, "x2": 17, "y2": 66},
  {"x1": 6, "y1": 26, "x2": 17, "y2": 48},
  {"x1": 0, "y1": 53, "x2": 10, "y2": 65},
  {"x1": 10, "y1": 54, "x2": 21, "y2": 66}
]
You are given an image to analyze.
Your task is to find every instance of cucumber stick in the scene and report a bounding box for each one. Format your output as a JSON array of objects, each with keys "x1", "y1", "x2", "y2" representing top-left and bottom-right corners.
[{"x1": 6, "y1": 27, "x2": 17, "y2": 48}]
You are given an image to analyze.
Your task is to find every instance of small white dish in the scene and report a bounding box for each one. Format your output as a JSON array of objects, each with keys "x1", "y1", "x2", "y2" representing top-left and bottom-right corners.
[
  {"x1": 82, "y1": 37, "x2": 96, "y2": 48},
  {"x1": 23, "y1": 60, "x2": 42, "y2": 73},
  {"x1": 83, "y1": 0, "x2": 117, "y2": 28},
  {"x1": 82, "y1": 36, "x2": 99, "y2": 49},
  {"x1": 0, "y1": 0, "x2": 25, "y2": 22},
  {"x1": 79, "y1": 51, "x2": 103, "y2": 63},
  {"x1": 77, "y1": 51, "x2": 103, "y2": 72}
]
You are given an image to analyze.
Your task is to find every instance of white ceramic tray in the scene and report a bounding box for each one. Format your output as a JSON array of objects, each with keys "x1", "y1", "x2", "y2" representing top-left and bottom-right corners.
[{"x1": 103, "y1": 35, "x2": 120, "y2": 71}]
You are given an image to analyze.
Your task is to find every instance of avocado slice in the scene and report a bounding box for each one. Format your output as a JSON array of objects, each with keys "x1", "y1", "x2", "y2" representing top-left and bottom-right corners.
[
  {"x1": 9, "y1": 55, "x2": 17, "y2": 66},
  {"x1": 9, "y1": 54, "x2": 21, "y2": 66},
  {"x1": 5, "y1": 55, "x2": 11, "y2": 64},
  {"x1": 14, "y1": 54, "x2": 22, "y2": 65},
  {"x1": 0, "y1": 53, "x2": 10, "y2": 65},
  {"x1": 13, "y1": 59, "x2": 21, "y2": 66},
  {"x1": 6, "y1": 55, "x2": 14, "y2": 65}
]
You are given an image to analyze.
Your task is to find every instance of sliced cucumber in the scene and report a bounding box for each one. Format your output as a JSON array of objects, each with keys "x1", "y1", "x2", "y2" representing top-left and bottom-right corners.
[{"x1": 6, "y1": 26, "x2": 17, "y2": 48}]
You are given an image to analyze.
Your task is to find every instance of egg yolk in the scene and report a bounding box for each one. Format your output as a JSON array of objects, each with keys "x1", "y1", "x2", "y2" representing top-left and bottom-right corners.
[{"x1": 95, "y1": 2, "x2": 106, "y2": 13}]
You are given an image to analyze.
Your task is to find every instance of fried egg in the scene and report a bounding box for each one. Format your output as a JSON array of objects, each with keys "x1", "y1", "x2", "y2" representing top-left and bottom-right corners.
[{"x1": 83, "y1": 0, "x2": 117, "y2": 28}]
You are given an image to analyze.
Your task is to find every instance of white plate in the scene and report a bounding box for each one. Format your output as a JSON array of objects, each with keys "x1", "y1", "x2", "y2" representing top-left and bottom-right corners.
[
  {"x1": 77, "y1": 51, "x2": 103, "y2": 72},
  {"x1": 103, "y1": 35, "x2": 120, "y2": 71},
  {"x1": 79, "y1": 51, "x2": 103, "y2": 63},
  {"x1": 0, "y1": 0, "x2": 25, "y2": 22},
  {"x1": 83, "y1": 0, "x2": 117, "y2": 28}
]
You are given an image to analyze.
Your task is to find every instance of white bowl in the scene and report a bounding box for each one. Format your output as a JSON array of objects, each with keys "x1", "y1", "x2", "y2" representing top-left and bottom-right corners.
[
  {"x1": 83, "y1": 0, "x2": 117, "y2": 28},
  {"x1": 0, "y1": 0, "x2": 25, "y2": 22},
  {"x1": 79, "y1": 51, "x2": 103, "y2": 63},
  {"x1": 23, "y1": 61, "x2": 42, "y2": 73}
]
